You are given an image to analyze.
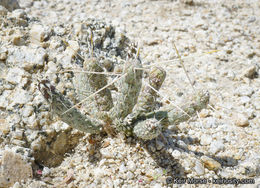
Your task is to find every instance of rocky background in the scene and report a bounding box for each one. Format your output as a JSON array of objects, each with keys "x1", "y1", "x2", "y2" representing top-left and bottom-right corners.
[{"x1": 0, "y1": 0, "x2": 259, "y2": 187}]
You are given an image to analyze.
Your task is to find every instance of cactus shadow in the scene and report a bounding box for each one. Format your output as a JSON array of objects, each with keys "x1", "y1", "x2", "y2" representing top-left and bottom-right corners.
[
  {"x1": 175, "y1": 134, "x2": 239, "y2": 167},
  {"x1": 140, "y1": 139, "x2": 187, "y2": 179},
  {"x1": 86, "y1": 132, "x2": 107, "y2": 164},
  {"x1": 137, "y1": 132, "x2": 238, "y2": 183}
]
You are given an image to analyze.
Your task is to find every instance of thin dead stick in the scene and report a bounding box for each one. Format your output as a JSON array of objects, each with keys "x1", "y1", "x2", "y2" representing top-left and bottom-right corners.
[
  {"x1": 172, "y1": 41, "x2": 195, "y2": 93},
  {"x1": 196, "y1": 110, "x2": 204, "y2": 130},
  {"x1": 48, "y1": 70, "x2": 122, "y2": 76},
  {"x1": 144, "y1": 81, "x2": 191, "y2": 118},
  {"x1": 62, "y1": 73, "x2": 127, "y2": 115},
  {"x1": 157, "y1": 50, "x2": 220, "y2": 64},
  {"x1": 209, "y1": 103, "x2": 245, "y2": 115}
]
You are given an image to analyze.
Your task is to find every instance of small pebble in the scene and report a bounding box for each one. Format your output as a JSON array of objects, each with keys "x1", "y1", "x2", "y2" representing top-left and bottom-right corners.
[
  {"x1": 126, "y1": 171, "x2": 134, "y2": 179},
  {"x1": 11, "y1": 9, "x2": 27, "y2": 19},
  {"x1": 156, "y1": 140, "x2": 164, "y2": 151},
  {"x1": 0, "y1": 5, "x2": 7, "y2": 16},
  {"x1": 0, "y1": 119, "x2": 10, "y2": 135},
  {"x1": 242, "y1": 65, "x2": 257, "y2": 79},
  {"x1": 194, "y1": 160, "x2": 205, "y2": 175},
  {"x1": 234, "y1": 114, "x2": 249, "y2": 127},
  {"x1": 6, "y1": 67, "x2": 26, "y2": 85},
  {"x1": 119, "y1": 163, "x2": 127, "y2": 173},
  {"x1": 0, "y1": 150, "x2": 32, "y2": 187},
  {"x1": 127, "y1": 161, "x2": 136, "y2": 172},
  {"x1": 100, "y1": 148, "x2": 113, "y2": 159},
  {"x1": 171, "y1": 149, "x2": 181, "y2": 158},
  {"x1": 235, "y1": 86, "x2": 254, "y2": 97},
  {"x1": 201, "y1": 156, "x2": 221, "y2": 171},
  {"x1": 200, "y1": 134, "x2": 212, "y2": 146},
  {"x1": 177, "y1": 140, "x2": 188, "y2": 150},
  {"x1": 42, "y1": 167, "x2": 51, "y2": 176},
  {"x1": 0, "y1": 0, "x2": 20, "y2": 11},
  {"x1": 10, "y1": 89, "x2": 33, "y2": 106},
  {"x1": 209, "y1": 140, "x2": 225, "y2": 154},
  {"x1": 240, "y1": 96, "x2": 250, "y2": 104},
  {"x1": 30, "y1": 24, "x2": 50, "y2": 44}
]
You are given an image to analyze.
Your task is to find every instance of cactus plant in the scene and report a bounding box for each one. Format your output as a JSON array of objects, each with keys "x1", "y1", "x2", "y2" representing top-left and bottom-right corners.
[{"x1": 38, "y1": 19, "x2": 210, "y2": 140}]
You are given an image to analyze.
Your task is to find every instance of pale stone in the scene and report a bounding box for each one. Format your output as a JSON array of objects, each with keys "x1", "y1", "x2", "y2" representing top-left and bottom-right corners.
[
  {"x1": 0, "y1": 5, "x2": 7, "y2": 16},
  {"x1": 0, "y1": 119, "x2": 9, "y2": 135},
  {"x1": 243, "y1": 65, "x2": 257, "y2": 79},
  {"x1": 0, "y1": 150, "x2": 32, "y2": 187},
  {"x1": 30, "y1": 24, "x2": 46, "y2": 44},
  {"x1": 0, "y1": 0, "x2": 20, "y2": 11},
  {"x1": 234, "y1": 114, "x2": 249, "y2": 127},
  {"x1": 200, "y1": 134, "x2": 212, "y2": 145},
  {"x1": 119, "y1": 163, "x2": 127, "y2": 173},
  {"x1": 201, "y1": 156, "x2": 221, "y2": 171},
  {"x1": 10, "y1": 88, "x2": 33, "y2": 106},
  {"x1": 209, "y1": 140, "x2": 225, "y2": 154},
  {"x1": 127, "y1": 161, "x2": 136, "y2": 172},
  {"x1": 7, "y1": 47, "x2": 47, "y2": 71},
  {"x1": 0, "y1": 90, "x2": 11, "y2": 108},
  {"x1": 194, "y1": 160, "x2": 205, "y2": 175},
  {"x1": 11, "y1": 9, "x2": 27, "y2": 19},
  {"x1": 6, "y1": 67, "x2": 25, "y2": 85}
]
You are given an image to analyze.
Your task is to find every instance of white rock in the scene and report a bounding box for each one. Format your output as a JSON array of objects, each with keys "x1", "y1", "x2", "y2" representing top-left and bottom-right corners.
[
  {"x1": 7, "y1": 47, "x2": 47, "y2": 71},
  {"x1": 25, "y1": 114, "x2": 38, "y2": 129},
  {"x1": 194, "y1": 160, "x2": 205, "y2": 175},
  {"x1": 11, "y1": 9, "x2": 26, "y2": 19},
  {"x1": 10, "y1": 88, "x2": 32, "y2": 106},
  {"x1": 0, "y1": 0, "x2": 20, "y2": 11},
  {"x1": 235, "y1": 86, "x2": 254, "y2": 97},
  {"x1": 93, "y1": 168, "x2": 105, "y2": 178},
  {"x1": 127, "y1": 161, "x2": 136, "y2": 172},
  {"x1": 201, "y1": 156, "x2": 221, "y2": 171},
  {"x1": 113, "y1": 179, "x2": 122, "y2": 187},
  {"x1": 12, "y1": 130, "x2": 23, "y2": 140},
  {"x1": 171, "y1": 149, "x2": 181, "y2": 158},
  {"x1": 42, "y1": 167, "x2": 51, "y2": 176},
  {"x1": 30, "y1": 24, "x2": 49, "y2": 44},
  {"x1": 152, "y1": 184, "x2": 162, "y2": 188},
  {"x1": 0, "y1": 119, "x2": 9, "y2": 135},
  {"x1": 177, "y1": 140, "x2": 188, "y2": 150},
  {"x1": 64, "y1": 40, "x2": 79, "y2": 57},
  {"x1": 209, "y1": 140, "x2": 225, "y2": 154},
  {"x1": 207, "y1": 117, "x2": 217, "y2": 128},
  {"x1": 6, "y1": 67, "x2": 25, "y2": 85},
  {"x1": 240, "y1": 96, "x2": 250, "y2": 104},
  {"x1": 234, "y1": 114, "x2": 249, "y2": 127},
  {"x1": 200, "y1": 134, "x2": 212, "y2": 146},
  {"x1": 0, "y1": 150, "x2": 32, "y2": 187},
  {"x1": 0, "y1": 5, "x2": 7, "y2": 16},
  {"x1": 22, "y1": 105, "x2": 34, "y2": 117},
  {"x1": 100, "y1": 148, "x2": 113, "y2": 159},
  {"x1": 119, "y1": 163, "x2": 127, "y2": 173},
  {"x1": 156, "y1": 140, "x2": 164, "y2": 151},
  {"x1": 242, "y1": 65, "x2": 257, "y2": 78},
  {"x1": 0, "y1": 90, "x2": 11, "y2": 108},
  {"x1": 126, "y1": 171, "x2": 134, "y2": 179},
  {"x1": 12, "y1": 182, "x2": 22, "y2": 188}
]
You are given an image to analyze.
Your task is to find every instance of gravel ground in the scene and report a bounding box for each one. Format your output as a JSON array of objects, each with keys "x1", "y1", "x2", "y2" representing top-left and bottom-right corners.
[{"x1": 0, "y1": 0, "x2": 259, "y2": 187}]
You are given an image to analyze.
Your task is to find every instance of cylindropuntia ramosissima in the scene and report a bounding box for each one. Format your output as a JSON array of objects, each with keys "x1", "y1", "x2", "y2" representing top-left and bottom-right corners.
[{"x1": 38, "y1": 19, "x2": 210, "y2": 141}]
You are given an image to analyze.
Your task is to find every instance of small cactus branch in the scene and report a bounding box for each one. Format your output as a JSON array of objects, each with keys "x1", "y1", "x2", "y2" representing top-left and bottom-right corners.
[
  {"x1": 167, "y1": 90, "x2": 210, "y2": 125},
  {"x1": 38, "y1": 80, "x2": 102, "y2": 134},
  {"x1": 133, "y1": 118, "x2": 162, "y2": 140},
  {"x1": 118, "y1": 66, "x2": 166, "y2": 137},
  {"x1": 144, "y1": 90, "x2": 210, "y2": 126},
  {"x1": 135, "y1": 66, "x2": 166, "y2": 113},
  {"x1": 83, "y1": 57, "x2": 113, "y2": 111},
  {"x1": 110, "y1": 59, "x2": 143, "y2": 120}
]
